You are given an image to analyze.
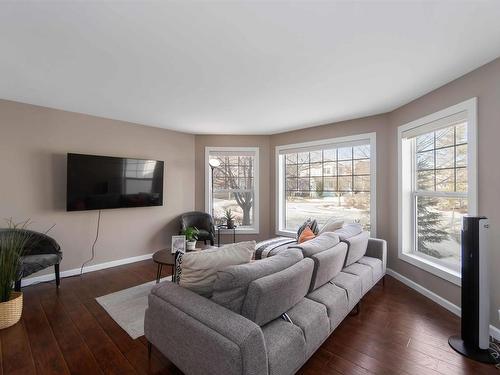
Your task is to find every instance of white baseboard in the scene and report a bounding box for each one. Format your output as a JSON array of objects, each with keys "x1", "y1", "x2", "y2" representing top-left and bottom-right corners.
[
  {"x1": 386, "y1": 268, "x2": 500, "y2": 341},
  {"x1": 21, "y1": 253, "x2": 154, "y2": 287}
]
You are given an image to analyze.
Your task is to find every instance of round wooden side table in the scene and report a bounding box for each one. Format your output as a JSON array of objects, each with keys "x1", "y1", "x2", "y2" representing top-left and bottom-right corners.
[{"x1": 152, "y1": 249, "x2": 176, "y2": 283}]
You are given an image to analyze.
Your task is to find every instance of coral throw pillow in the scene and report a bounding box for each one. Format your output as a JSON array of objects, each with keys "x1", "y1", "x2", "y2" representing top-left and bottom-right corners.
[{"x1": 298, "y1": 227, "x2": 315, "y2": 243}]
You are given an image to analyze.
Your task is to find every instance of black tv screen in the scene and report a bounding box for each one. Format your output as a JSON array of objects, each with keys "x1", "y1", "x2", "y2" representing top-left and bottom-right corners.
[{"x1": 67, "y1": 153, "x2": 164, "y2": 211}]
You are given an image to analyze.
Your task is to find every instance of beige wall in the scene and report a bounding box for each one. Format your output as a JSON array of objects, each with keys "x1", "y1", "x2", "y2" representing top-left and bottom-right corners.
[
  {"x1": 0, "y1": 99, "x2": 195, "y2": 278},
  {"x1": 387, "y1": 57, "x2": 500, "y2": 326},
  {"x1": 194, "y1": 135, "x2": 271, "y2": 242}
]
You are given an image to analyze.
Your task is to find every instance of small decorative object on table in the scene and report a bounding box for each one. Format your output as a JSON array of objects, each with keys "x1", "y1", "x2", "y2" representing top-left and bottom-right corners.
[
  {"x1": 0, "y1": 219, "x2": 33, "y2": 330},
  {"x1": 224, "y1": 209, "x2": 235, "y2": 229},
  {"x1": 171, "y1": 235, "x2": 186, "y2": 254},
  {"x1": 181, "y1": 227, "x2": 199, "y2": 251}
]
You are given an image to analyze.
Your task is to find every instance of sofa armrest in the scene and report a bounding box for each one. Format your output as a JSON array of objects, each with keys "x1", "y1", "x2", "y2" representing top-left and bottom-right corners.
[
  {"x1": 145, "y1": 282, "x2": 268, "y2": 375},
  {"x1": 366, "y1": 238, "x2": 387, "y2": 273}
]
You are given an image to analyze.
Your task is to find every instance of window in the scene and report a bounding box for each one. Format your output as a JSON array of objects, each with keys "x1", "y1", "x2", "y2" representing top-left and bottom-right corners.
[
  {"x1": 398, "y1": 98, "x2": 477, "y2": 285},
  {"x1": 205, "y1": 147, "x2": 259, "y2": 233},
  {"x1": 276, "y1": 133, "x2": 376, "y2": 236}
]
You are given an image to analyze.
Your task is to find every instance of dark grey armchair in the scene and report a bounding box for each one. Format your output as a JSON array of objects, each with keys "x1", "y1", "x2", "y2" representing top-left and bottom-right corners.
[
  {"x1": 180, "y1": 211, "x2": 215, "y2": 246},
  {"x1": 0, "y1": 229, "x2": 62, "y2": 291}
]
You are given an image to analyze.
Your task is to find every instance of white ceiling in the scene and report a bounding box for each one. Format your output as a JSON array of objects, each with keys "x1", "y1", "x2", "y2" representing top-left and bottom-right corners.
[{"x1": 1, "y1": 1, "x2": 500, "y2": 135}]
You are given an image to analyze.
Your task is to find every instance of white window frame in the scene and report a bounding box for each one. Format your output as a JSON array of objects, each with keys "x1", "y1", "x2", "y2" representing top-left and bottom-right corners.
[
  {"x1": 397, "y1": 98, "x2": 478, "y2": 286},
  {"x1": 205, "y1": 146, "x2": 260, "y2": 234},
  {"x1": 275, "y1": 132, "x2": 377, "y2": 237}
]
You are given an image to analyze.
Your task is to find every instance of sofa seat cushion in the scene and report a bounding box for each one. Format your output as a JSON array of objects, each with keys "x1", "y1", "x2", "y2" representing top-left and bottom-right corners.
[
  {"x1": 179, "y1": 241, "x2": 255, "y2": 297},
  {"x1": 307, "y1": 283, "x2": 349, "y2": 331},
  {"x1": 20, "y1": 254, "x2": 62, "y2": 277},
  {"x1": 212, "y1": 249, "x2": 303, "y2": 313},
  {"x1": 262, "y1": 319, "x2": 306, "y2": 375},
  {"x1": 308, "y1": 242, "x2": 348, "y2": 292},
  {"x1": 286, "y1": 299, "x2": 329, "y2": 357},
  {"x1": 242, "y1": 258, "x2": 314, "y2": 326},
  {"x1": 342, "y1": 263, "x2": 373, "y2": 295},
  {"x1": 290, "y1": 232, "x2": 340, "y2": 258},
  {"x1": 330, "y1": 272, "x2": 362, "y2": 311},
  {"x1": 357, "y1": 256, "x2": 384, "y2": 283},
  {"x1": 342, "y1": 231, "x2": 369, "y2": 267}
]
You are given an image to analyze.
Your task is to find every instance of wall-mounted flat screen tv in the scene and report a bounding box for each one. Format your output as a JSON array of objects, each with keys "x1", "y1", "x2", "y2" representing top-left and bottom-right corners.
[{"x1": 67, "y1": 153, "x2": 164, "y2": 211}]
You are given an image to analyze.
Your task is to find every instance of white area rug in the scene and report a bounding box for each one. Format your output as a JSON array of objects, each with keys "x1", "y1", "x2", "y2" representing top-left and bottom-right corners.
[{"x1": 96, "y1": 278, "x2": 170, "y2": 339}]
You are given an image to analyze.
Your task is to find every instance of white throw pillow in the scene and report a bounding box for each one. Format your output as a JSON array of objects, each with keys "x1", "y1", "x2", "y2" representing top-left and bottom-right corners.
[
  {"x1": 318, "y1": 217, "x2": 344, "y2": 234},
  {"x1": 179, "y1": 241, "x2": 255, "y2": 297}
]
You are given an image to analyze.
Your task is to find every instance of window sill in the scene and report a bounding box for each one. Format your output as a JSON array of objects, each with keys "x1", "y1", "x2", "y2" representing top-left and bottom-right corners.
[
  {"x1": 217, "y1": 227, "x2": 260, "y2": 235},
  {"x1": 399, "y1": 251, "x2": 461, "y2": 286}
]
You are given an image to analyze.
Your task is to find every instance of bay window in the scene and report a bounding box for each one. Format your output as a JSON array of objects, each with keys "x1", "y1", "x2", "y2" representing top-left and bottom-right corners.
[
  {"x1": 276, "y1": 133, "x2": 376, "y2": 236},
  {"x1": 398, "y1": 98, "x2": 477, "y2": 284}
]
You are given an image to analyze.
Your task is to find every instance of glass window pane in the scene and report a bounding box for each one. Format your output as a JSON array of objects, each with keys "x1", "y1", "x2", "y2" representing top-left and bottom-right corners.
[
  {"x1": 323, "y1": 162, "x2": 337, "y2": 176},
  {"x1": 298, "y1": 152, "x2": 309, "y2": 164},
  {"x1": 310, "y1": 177, "x2": 323, "y2": 193},
  {"x1": 310, "y1": 151, "x2": 322, "y2": 163},
  {"x1": 323, "y1": 177, "x2": 337, "y2": 191},
  {"x1": 286, "y1": 153, "x2": 297, "y2": 164},
  {"x1": 416, "y1": 196, "x2": 467, "y2": 263},
  {"x1": 338, "y1": 147, "x2": 352, "y2": 160},
  {"x1": 455, "y1": 122, "x2": 467, "y2": 144},
  {"x1": 435, "y1": 127, "x2": 455, "y2": 148},
  {"x1": 323, "y1": 149, "x2": 336, "y2": 161},
  {"x1": 416, "y1": 150, "x2": 434, "y2": 170},
  {"x1": 338, "y1": 176, "x2": 352, "y2": 191},
  {"x1": 416, "y1": 133, "x2": 434, "y2": 152},
  {"x1": 286, "y1": 178, "x2": 297, "y2": 191},
  {"x1": 338, "y1": 160, "x2": 353, "y2": 175},
  {"x1": 354, "y1": 175, "x2": 370, "y2": 191},
  {"x1": 354, "y1": 159, "x2": 370, "y2": 175},
  {"x1": 456, "y1": 168, "x2": 468, "y2": 192},
  {"x1": 239, "y1": 177, "x2": 253, "y2": 189},
  {"x1": 436, "y1": 146, "x2": 454, "y2": 169},
  {"x1": 213, "y1": 191, "x2": 254, "y2": 227},
  {"x1": 436, "y1": 168, "x2": 454, "y2": 192},
  {"x1": 353, "y1": 145, "x2": 370, "y2": 159},
  {"x1": 286, "y1": 164, "x2": 298, "y2": 178},
  {"x1": 456, "y1": 144, "x2": 467, "y2": 167},
  {"x1": 310, "y1": 163, "x2": 322, "y2": 177},
  {"x1": 285, "y1": 192, "x2": 370, "y2": 231},
  {"x1": 417, "y1": 170, "x2": 435, "y2": 190},
  {"x1": 298, "y1": 164, "x2": 309, "y2": 177},
  {"x1": 298, "y1": 178, "x2": 309, "y2": 190},
  {"x1": 228, "y1": 156, "x2": 239, "y2": 165}
]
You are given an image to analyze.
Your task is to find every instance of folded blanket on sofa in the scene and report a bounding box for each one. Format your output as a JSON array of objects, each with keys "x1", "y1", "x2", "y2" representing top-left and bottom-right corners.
[{"x1": 255, "y1": 237, "x2": 297, "y2": 259}]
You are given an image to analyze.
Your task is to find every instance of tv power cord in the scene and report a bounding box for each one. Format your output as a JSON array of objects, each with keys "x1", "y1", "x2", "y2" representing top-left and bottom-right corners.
[{"x1": 80, "y1": 209, "x2": 101, "y2": 276}]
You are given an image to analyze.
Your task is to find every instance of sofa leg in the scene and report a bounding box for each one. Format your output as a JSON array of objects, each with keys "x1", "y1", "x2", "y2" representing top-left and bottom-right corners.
[
  {"x1": 55, "y1": 263, "x2": 61, "y2": 288},
  {"x1": 382, "y1": 275, "x2": 386, "y2": 287},
  {"x1": 14, "y1": 279, "x2": 21, "y2": 292},
  {"x1": 350, "y1": 302, "x2": 360, "y2": 316},
  {"x1": 147, "y1": 341, "x2": 152, "y2": 360}
]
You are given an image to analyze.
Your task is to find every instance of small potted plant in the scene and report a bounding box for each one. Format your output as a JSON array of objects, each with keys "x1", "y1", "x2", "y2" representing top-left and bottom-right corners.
[
  {"x1": 224, "y1": 209, "x2": 235, "y2": 229},
  {"x1": 181, "y1": 226, "x2": 199, "y2": 251},
  {"x1": 0, "y1": 219, "x2": 32, "y2": 330}
]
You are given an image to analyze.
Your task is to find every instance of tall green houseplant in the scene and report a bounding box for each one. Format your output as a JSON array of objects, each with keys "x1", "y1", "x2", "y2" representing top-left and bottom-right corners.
[{"x1": 0, "y1": 220, "x2": 32, "y2": 302}]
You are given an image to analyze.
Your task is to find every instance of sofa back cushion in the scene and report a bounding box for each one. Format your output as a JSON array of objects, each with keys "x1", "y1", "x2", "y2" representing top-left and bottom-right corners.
[
  {"x1": 241, "y1": 258, "x2": 314, "y2": 326},
  {"x1": 309, "y1": 242, "x2": 348, "y2": 292},
  {"x1": 318, "y1": 217, "x2": 344, "y2": 234},
  {"x1": 342, "y1": 231, "x2": 370, "y2": 266},
  {"x1": 333, "y1": 223, "x2": 363, "y2": 240},
  {"x1": 211, "y1": 249, "x2": 303, "y2": 313},
  {"x1": 290, "y1": 232, "x2": 340, "y2": 257},
  {"x1": 179, "y1": 241, "x2": 255, "y2": 297}
]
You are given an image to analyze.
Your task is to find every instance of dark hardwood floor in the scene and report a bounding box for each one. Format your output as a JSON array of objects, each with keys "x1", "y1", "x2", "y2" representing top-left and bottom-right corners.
[{"x1": 1, "y1": 260, "x2": 497, "y2": 375}]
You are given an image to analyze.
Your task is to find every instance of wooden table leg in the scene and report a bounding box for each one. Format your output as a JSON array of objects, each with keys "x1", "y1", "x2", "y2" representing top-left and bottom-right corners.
[{"x1": 156, "y1": 264, "x2": 162, "y2": 283}]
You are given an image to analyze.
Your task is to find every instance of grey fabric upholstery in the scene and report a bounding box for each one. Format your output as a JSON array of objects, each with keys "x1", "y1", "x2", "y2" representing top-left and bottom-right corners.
[
  {"x1": 365, "y1": 238, "x2": 387, "y2": 273},
  {"x1": 308, "y1": 242, "x2": 348, "y2": 292},
  {"x1": 212, "y1": 249, "x2": 303, "y2": 313},
  {"x1": 330, "y1": 271, "x2": 362, "y2": 311},
  {"x1": 289, "y1": 232, "x2": 340, "y2": 257},
  {"x1": 333, "y1": 223, "x2": 363, "y2": 240},
  {"x1": 343, "y1": 231, "x2": 369, "y2": 266},
  {"x1": 241, "y1": 258, "x2": 314, "y2": 326},
  {"x1": 146, "y1": 281, "x2": 268, "y2": 375},
  {"x1": 343, "y1": 263, "x2": 373, "y2": 295},
  {"x1": 286, "y1": 298, "x2": 329, "y2": 357},
  {"x1": 262, "y1": 319, "x2": 305, "y2": 375},
  {"x1": 307, "y1": 283, "x2": 349, "y2": 331},
  {"x1": 20, "y1": 254, "x2": 61, "y2": 277},
  {"x1": 357, "y1": 256, "x2": 384, "y2": 283}
]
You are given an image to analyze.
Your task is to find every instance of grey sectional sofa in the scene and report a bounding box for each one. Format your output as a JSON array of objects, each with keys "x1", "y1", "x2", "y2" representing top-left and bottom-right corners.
[{"x1": 144, "y1": 233, "x2": 386, "y2": 375}]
